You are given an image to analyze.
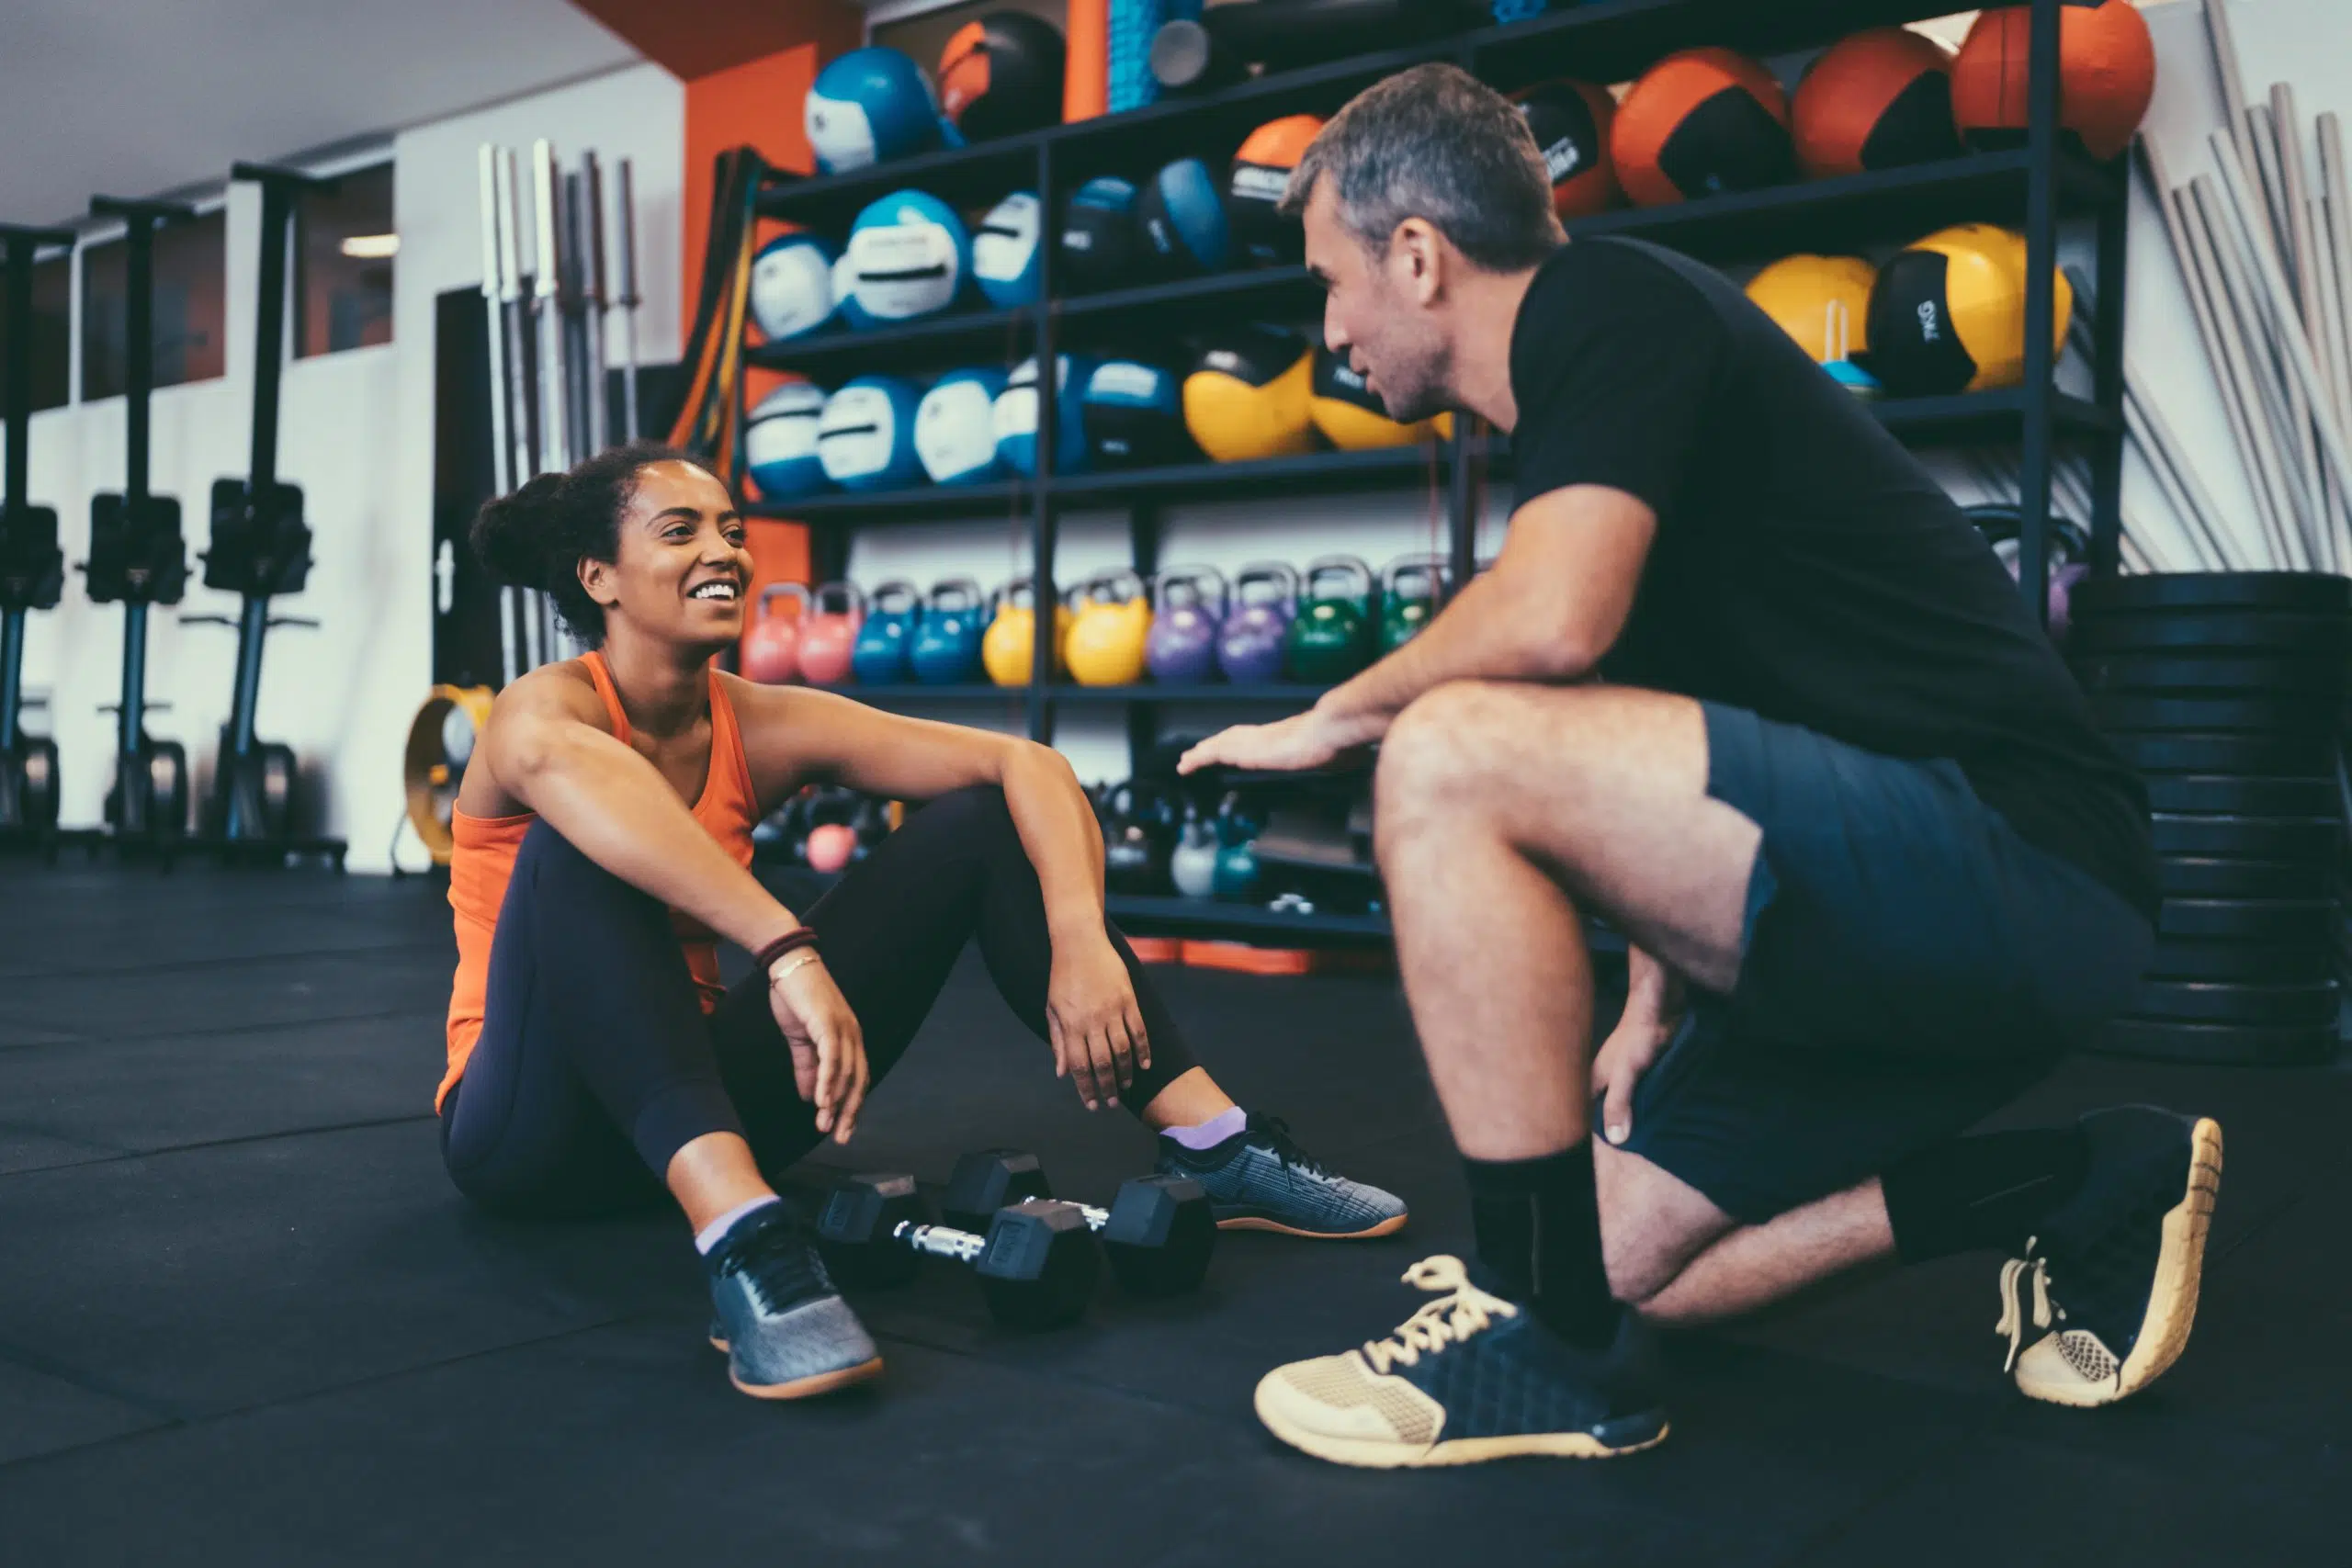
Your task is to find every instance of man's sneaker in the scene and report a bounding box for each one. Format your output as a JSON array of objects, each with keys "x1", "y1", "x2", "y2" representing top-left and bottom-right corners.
[
  {"x1": 1253, "y1": 1255, "x2": 1668, "y2": 1468},
  {"x1": 1157, "y1": 1112, "x2": 1408, "y2": 1238},
  {"x1": 705, "y1": 1204, "x2": 884, "y2": 1400},
  {"x1": 1995, "y1": 1106, "x2": 2222, "y2": 1408}
]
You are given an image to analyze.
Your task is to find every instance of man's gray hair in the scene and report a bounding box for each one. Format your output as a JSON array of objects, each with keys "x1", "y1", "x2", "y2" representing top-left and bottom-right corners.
[{"x1": 1279, "y1": 63, "x2": 1566, "y2": 272}]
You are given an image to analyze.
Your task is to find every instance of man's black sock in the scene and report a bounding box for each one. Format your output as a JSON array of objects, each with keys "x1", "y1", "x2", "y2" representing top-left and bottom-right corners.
[
  {"x1": 1880, "y1": 1126, "x2": 2090, "y2": 1264},
  {"x1": 1463, "y1": 1142, "x2": 1619, "y2": 1349}
]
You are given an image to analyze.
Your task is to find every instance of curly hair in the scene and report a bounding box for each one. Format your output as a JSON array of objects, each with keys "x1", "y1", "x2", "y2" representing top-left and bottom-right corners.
[{"x1": 468, "y1": 443, "x2": 716, "y2": 645}]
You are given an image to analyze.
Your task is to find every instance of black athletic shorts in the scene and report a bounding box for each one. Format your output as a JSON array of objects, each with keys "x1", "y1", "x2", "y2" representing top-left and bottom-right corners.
[{"x1": 1615, "y1": 701, "x2": 2155, "y2": 1224}]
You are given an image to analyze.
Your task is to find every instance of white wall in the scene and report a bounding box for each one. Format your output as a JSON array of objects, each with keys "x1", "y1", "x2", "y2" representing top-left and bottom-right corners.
[{"x1": 4, "y1": 61, "x2": 683, "y2": 872}]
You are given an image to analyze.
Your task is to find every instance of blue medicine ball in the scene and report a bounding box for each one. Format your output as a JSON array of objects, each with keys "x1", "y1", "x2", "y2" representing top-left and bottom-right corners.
[
  {"x1": 1059, "y1": 175, "x2": 1140, "y2": 295},
  {"x1": 750, "y1": 233, "x2": 838, "y2": 341},
  {"x1": 744, "y1": 383, "x2": 832, "y2": 501},
  {"x1": 1136, "y1": 157, "x2": 1228, "y2": 279},
  {"x1": 994, "y1": 355, "x2": 1096, "y2": 477},
  {"x1": 916, "y1": 367, "x2": 1010, "y2": 485},
  {"x1": 972, "y1": 191, "x2": 1043, "y2": 310},
  {"x1": 818, "y1": 377, "x2": 926, "y2": 491},
  {"x1": 805, "y1": 48, "x2": 955, "y2": 175},
  {"x1": 842, "y1": 190, "x2": 972, "y2": 326},
  {"x1": 1080, "y1": 359, "x2": 1184, "y2": 468}
]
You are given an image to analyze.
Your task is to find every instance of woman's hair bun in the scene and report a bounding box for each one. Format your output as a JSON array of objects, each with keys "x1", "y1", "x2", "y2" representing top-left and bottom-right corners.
[{"x1": 469, "y1": 470, "x2": 568, "y2": 587}]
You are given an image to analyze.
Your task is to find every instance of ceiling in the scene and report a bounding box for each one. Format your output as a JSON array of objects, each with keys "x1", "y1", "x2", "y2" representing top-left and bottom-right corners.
[{"x1": 0, "y1": 0, "x2": 643, "y2": 230}]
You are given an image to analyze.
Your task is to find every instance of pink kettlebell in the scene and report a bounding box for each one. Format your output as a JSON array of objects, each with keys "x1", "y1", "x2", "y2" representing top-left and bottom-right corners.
[
  {"x1": 797, "y1": 581, "x2": 865, "y2": 686},
  {"x1": 741, "y1": 582, "x2": 810, "y2": 683}
]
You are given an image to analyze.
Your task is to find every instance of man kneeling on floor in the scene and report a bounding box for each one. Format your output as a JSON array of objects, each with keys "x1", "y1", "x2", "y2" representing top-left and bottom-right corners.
[{"x1": 1180, "y1": 64, "x2": 2222, "y2": 1468}]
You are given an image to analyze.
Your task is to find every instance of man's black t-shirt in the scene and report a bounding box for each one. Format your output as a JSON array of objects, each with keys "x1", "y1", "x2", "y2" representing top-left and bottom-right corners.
[{"x1": 1508, "y1": 237, "x2": 2155, "y2": 916}]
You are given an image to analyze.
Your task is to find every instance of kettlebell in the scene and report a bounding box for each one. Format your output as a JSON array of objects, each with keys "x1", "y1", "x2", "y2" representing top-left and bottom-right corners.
[
  {"x1": 850, "y1": 795, "x2": 894, "y2": 859},
  {"x1": 1285, "y1": 555, "x2": 1374, "y2": 683},
  {"x1": 852, "y1": 581, "x2": 922, "y2": 685},
  {"x1": 911, "y1": 578, "x2": 987, "y2": 684},
  {"x1": 1216, "y1": 561, "x2": 1297, "y2": 685},
  {"x1": 981, "y1": 576, "x2": 1070, "y2": 685},
  {"x1": 799, "y1": 785, "x2": 861, "y2": 873},
  {"x1": 1146, "y1": 565, "x2": 1228, "y2": 685},
  {"x1": 797, "y1": 581, "x2": 865, "y2": 686},
  {"x1": 1102, "y1": 784, "x2": 1170, "y2": 895},
  {"x1": 1170, "y1": 806, "x2": 1219, "y2": 899},
  {"x1": 1066, "y1": 569, "x2": 1154, "y2": 687},
  {"x1": 741, "y1": 582, "x2": 809, "y2": 684},
  {"x1": 1378, "y1": 554, "x2": 1446, "y2": 655},
  {"x1": 1212, "y1": 794, "x2": 1260, "y2": 902}
]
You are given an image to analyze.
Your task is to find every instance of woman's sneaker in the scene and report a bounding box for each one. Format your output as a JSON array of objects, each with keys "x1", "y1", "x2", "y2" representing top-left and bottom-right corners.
[
  {"x1": 1996, "y1": 1106, "x2": 2223, "y2": 1407},
  {"x1": 1156, "y1": 1112, "x2": 1408, "y2": 1238},
  {"x1": 705, "y1": 1204, "x2": 883, "y2": 1400},
  {"x1": 1254, "y1": 1255, "x2": 1668, "y2": 1468}
]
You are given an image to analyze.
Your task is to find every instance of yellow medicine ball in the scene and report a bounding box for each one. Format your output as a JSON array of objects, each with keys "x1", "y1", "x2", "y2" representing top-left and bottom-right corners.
[
  {"x1": 1865, "y1": 222, "x2": 2072, "y2": 395},
  {"x1": 1745, "y1": 253, "x2": 1877, "y2": 365},
  {"x1": 1307, "y1": 340, "x2": 1453, "y2": 449},
  {"x1": 1182, "y1": 327, "x2": 1317, "y2": 463}
]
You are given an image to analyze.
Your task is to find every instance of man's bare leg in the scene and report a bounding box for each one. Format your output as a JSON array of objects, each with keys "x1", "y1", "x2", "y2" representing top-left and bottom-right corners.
[
  {"x1": 1594, "y1": 1140, "x2": 1894, "y2": 1325},
  {"x1": 1373, "y1": 681, "x2": 1761, "y2": 1162}
]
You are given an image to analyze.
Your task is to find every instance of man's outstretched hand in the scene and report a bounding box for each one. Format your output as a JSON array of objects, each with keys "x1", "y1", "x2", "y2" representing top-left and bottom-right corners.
[{"x1": 1176, "y1": 707, "x2": 1373, "y2": 776}]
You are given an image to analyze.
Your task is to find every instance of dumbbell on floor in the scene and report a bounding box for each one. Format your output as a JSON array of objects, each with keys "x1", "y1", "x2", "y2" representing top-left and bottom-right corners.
[
  {"x1": 945, "y1": 1149, "x2": 1216, "y2": 1298},
  {"x1": 816, "y1": 1172, "x2": 1099, "y2": 1329}
]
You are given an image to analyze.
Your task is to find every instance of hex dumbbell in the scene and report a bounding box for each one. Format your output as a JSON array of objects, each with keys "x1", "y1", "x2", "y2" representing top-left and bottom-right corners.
[
  {"x1": 815, "y1": 1171, "x2": 1099, "y2": 1329},
  {"x1": 944, "y1": 1148, "x2": 1216, "y2": 1298}
]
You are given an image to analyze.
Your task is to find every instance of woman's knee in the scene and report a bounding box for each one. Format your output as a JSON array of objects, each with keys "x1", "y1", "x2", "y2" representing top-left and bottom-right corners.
[
  {"x1": 906, "y1": 784, "x2": 1020, "y2": 852},
  {"x1": 512, "y1": 818, "x2": 668, "y2": 925}
]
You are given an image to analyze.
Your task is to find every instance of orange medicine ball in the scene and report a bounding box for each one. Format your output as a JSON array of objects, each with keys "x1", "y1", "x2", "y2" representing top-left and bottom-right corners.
[
  {"x1": 1792, "y1": 28, "x2": 1964, "y2": 180},
  {"x1": 1611, "y1": 48, "x2": 1795, "y2": 208},
  {"x1": 1510, "y1": 79, "x2": 1622, "y2": 219},
  {"x1": 1951, "y1": 1, "x2": 2156, "y2": 162}
]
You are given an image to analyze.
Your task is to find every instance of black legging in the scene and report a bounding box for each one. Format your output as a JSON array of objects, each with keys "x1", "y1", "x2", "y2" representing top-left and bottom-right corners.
[{"x1": 439, "y1": 784, "x2": 1198, "y2": 1218}]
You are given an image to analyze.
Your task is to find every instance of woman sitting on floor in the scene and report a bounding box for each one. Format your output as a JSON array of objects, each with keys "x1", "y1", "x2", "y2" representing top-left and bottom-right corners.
[{"x1": 438, "y1": 444, "x2": 1407, "y2": 1400}]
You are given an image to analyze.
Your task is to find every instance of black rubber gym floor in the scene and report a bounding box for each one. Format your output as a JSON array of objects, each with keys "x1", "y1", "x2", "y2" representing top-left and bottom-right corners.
[{"x1": 1, "y1": 862, "x2": 2345, "y2": 1565}]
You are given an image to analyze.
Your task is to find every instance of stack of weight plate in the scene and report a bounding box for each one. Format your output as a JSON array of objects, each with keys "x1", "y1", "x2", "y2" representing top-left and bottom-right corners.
[{"x1": 2070, "y1": 571, "x2": 2349, "y2": 1066}]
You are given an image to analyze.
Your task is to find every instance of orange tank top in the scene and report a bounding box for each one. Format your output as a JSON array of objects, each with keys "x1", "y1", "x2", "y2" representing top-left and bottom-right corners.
[{"x1": 437, "y1": 651, "x2": 763, "y2": 1111}]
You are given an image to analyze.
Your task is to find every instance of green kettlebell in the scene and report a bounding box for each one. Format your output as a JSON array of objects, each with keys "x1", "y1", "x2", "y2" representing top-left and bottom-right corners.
[
  {"x1": 1212, "y1": 792, "x2": 1260, "y2": 902},
  {"x1": 1284, "y1": 555, "x2": 1374, "y2": 683},
  {"x1": 1379, "y1": 554, "x2": 1446, "y2": 654}
]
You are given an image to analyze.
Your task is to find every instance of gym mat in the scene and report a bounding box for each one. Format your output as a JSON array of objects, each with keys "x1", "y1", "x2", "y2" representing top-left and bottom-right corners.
[{"x1": 0, "y1": 862, "x2": 2342, "y2": 1566}]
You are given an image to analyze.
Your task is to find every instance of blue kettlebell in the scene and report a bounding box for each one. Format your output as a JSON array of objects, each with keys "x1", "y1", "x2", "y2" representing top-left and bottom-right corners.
[
  {"x1": 852, "y1": 580, "x2": 921, "y2": 684},
  {"x1": 910, "y1": 578, "x2": 987, "y2": 684}
]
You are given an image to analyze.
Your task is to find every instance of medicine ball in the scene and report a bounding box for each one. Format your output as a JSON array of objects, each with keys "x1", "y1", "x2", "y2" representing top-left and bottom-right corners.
[
  {"x1": 972, "y1": 190, "x2": 1043, "y2": 309},
  {"x1": 1512, "y1": 80, "x2": 1622, "y2": 219},
  {"x1": 1611, "y1": 48, "x2": 1795, "y2": 208},
  {"x1": 1744, "y1": 254, "x2": 1877, "y2": 365},
  {"x1": 842, "y1": 190, "x2": 972, "y2": 325},
  {"x1": 744, "y1": 382, "x2": 832, "y2": 502},
  {"x1": 1136, "y1": 158, "x2": 1231, "y2": 279},
  {"x1": 1864, "y1": 223, "x2": 2072, "y2": 396},
  {"x1": 938, "y1": 13, "x2": 1066, "y2": 141},
  {"x1": 1060, "y1": 176, "x2": 1141, "y2": 295},
  {"x1": 915, "y1": 367, "x2": 1009, "y2": 486},
  {"x1": 1183, "y1": 327, "x2": 1315, "y2": 464},
  {"x1": 995, "y1": 355, "x2": 1096, "y2": 477},
  {"x1": 818, "y1": 377, "x2": 927, "y2": 491},
  {"x1": 1227, "y1": 115, "x2": 1323, "y2": 266},
  {"x1": 1792, "y1": 28, "x2": 1963, "y2": 180},
  {"x1": 750, "y1": 233, "x2": 839, "y2": 342},
  {"x1": 1951, "y1": 1, "x2": 2154, "y2": 162},
  {"x1": 1308, "y1": 340, "x2": 1445, "y2": 449},
  {"x1": 806, "y1": 48, "x2": 951, "y2": 175},
  {"x1": 1081, "y1": 359, "x2": 1186, "y2": 468}
]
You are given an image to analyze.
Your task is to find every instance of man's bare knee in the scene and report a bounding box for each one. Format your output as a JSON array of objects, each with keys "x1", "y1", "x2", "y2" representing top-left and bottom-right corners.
[{"x1": 1375, "y1": 682, "x2": 1511, "y2": 816}]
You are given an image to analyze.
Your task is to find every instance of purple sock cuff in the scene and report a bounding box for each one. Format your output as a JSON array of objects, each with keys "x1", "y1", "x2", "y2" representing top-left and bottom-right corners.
[{"x1": 1162, "y1": 1106, "x2": 1249, "y2": 1151}]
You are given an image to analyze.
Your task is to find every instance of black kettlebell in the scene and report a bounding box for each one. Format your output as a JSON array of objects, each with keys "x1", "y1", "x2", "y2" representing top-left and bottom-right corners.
[
  {"x1": 1102, "y1": 784, "x2": 1170, "y2": 895},
  {"x1": 850, "y1": 796, "x2": 894, "y2": 859}
]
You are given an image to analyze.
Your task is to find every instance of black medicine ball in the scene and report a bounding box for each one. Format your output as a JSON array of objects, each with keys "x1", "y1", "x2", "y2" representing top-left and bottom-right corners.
[{"x1": 1060, "y1": 175, "x2": 1141, "y2": 295}]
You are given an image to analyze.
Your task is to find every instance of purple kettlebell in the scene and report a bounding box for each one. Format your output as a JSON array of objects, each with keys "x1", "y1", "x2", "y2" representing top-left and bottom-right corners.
[
  {"x1": 1216, "y1": 561, "x2": 1297, "y2": 684},
  {"x1": 1147, "y1": 565, "x2": 1228, "y2": 684}
]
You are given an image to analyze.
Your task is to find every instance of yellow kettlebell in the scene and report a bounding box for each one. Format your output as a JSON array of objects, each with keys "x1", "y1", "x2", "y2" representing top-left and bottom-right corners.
[
  {"x1": 1064, "y1": 569, "x2": 1154, "y2": 687},
  {"x1": 981, "y1": 576, "x2": 1073, "y2": 685}
]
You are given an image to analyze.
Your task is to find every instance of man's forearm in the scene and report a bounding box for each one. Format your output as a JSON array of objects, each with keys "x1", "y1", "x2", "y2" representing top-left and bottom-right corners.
[{"x1": 1315, "y1": 570, "x2": 1591, "y2": 738}]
